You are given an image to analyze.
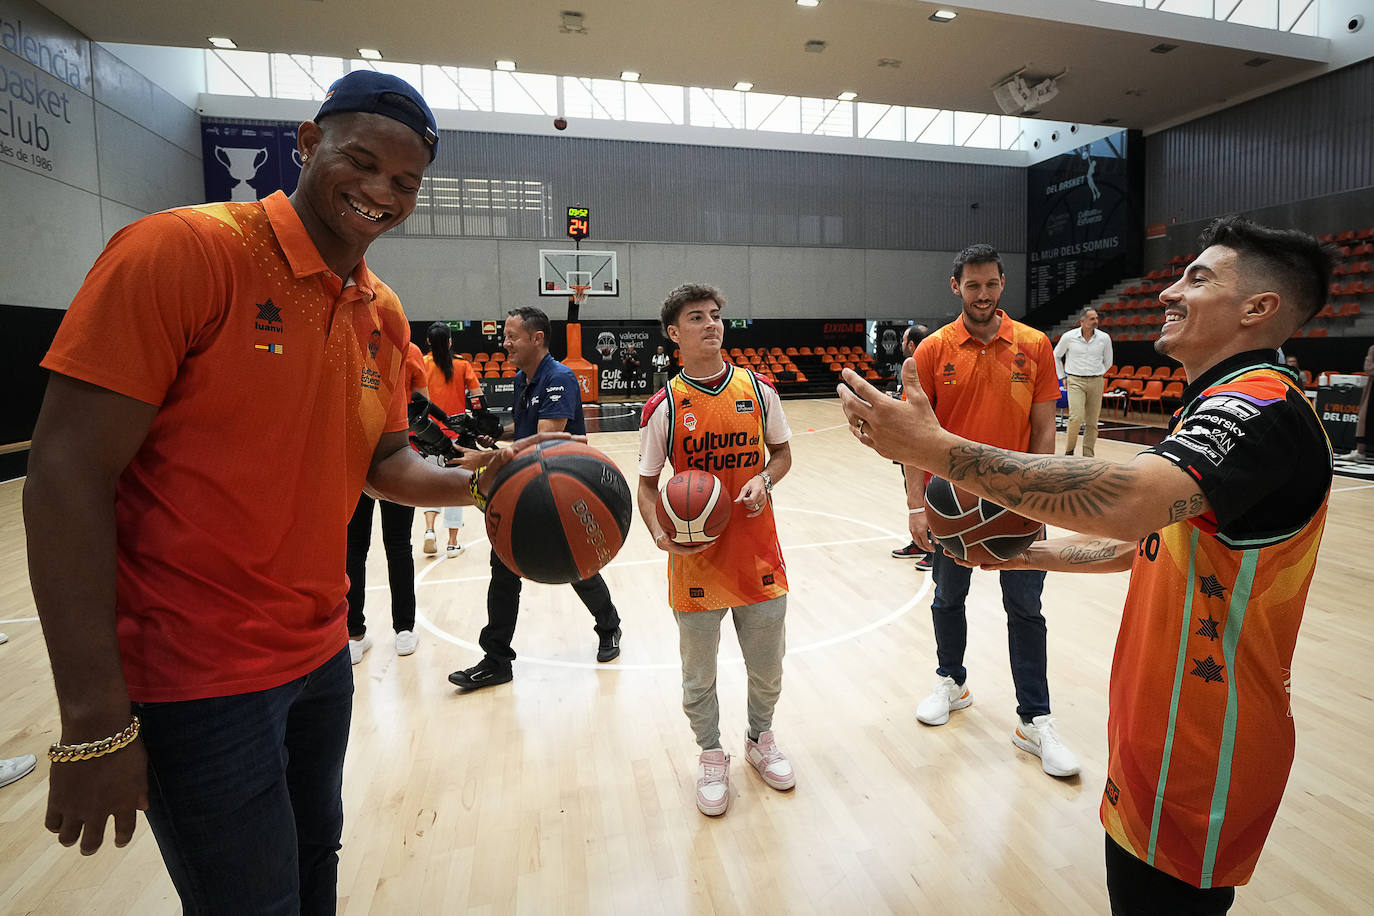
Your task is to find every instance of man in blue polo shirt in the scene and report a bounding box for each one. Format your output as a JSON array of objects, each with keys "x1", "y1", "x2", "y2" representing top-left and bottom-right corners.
[{"x1": 448, "y1": 306, "x2": 624, "y2": 689}]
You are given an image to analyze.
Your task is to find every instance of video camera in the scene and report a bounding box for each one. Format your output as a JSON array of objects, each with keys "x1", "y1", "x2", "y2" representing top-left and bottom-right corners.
[{"x1": 408, "y1": 392, "x2": 504, "y2": 462}]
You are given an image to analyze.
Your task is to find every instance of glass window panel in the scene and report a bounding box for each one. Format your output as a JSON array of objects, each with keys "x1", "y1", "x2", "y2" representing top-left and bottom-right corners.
[
  {"x1": 857, "y1": 102, "x2": 903, "y2": 141},
  {"x1": 626, "y1": 83, "x2": 684, "y2": 124},
  {"x1": 207, "y1": 51, "x2": 255, "y2": 96},
  {"x1": 1287, "y1": 0, "x2": 1316, "y2": 33},
  {"x1": 1000, "y1": 116, "x2": 1024, "y2": 149},
  {"x1": 1156, "y1": 0, "x2": 1217, "y2": 18},
  {"x1": 960, "y1": 112, "x2": 1001, "y2": 148},
  {"x1": 1227, "y1": 0, "x2": 1278, "y2": 27},
  {"x1": 916, "y1": 109, "x2": 954, "y2": 145},
  {"x1": 493, "y1": 71, "x2": 556, "y2": 115},
  {"x1": 457, "y1": 68, "x2": 494, "y2": 111},
  {"x1": 746, "y1": 93, "x2": 799, "y2": 132},
  {"x1": 210, "y1": 49, "x2": 271, "y2": 97},
  {"x1": 270, "y1": 54, "x2": 341, "y2": 100},
  {"x1": 904, "y1": 107, "x2": 941, "y2": 142},
  {"x1": 588, "y1": 78, "x2": 626, "y2": 119},
  {"x1": 689, "y1": 88, "x2": 743, "y2": 128},
  {"x1": 801, "y1": 98, "x2": 852, "y2": 136},
  {"x1": 421, "y1": 65, "x2": 460, "y2": 110}
]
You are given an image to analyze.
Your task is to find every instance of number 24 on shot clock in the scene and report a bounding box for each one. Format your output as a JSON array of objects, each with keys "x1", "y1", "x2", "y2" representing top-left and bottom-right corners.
[{"x1": 567, "y1": 206, "x2": 590, "y2": 239}]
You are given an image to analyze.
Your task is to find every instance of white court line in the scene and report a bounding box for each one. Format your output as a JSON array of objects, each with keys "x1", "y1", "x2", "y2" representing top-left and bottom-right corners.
[
  {"x1": 414, "y1": 506, "x2": 927, "y2": 670},
  {"x1": 0, "y1": 617, "x2": 39, "y2": 625},
  {"x1": 1332, "y1": 481, "x2": 1374, "y2": 492}
]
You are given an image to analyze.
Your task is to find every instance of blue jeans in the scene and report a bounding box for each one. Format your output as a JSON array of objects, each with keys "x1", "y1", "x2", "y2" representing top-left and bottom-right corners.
[
  {"x1": 133, "y1": 647, "x2": 354, "y2": 915},
  {"x1": 930, "y1": 546, "x2": 1051, "y2": 720}
]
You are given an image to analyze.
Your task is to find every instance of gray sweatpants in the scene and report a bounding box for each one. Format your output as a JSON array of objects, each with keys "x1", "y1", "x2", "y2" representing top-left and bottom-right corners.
[{"x1": 674, "y1": 595, "x2": 787, "y2": 751}]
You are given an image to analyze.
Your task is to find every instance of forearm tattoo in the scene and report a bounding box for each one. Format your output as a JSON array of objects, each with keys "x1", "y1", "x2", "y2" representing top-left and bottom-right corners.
[
  {"x1": 945, "y1": 444, "x2": 1135, "y2": 519},
  {"x1": 1058, "y1": 540, "x2": 1126, "y2": 565}
]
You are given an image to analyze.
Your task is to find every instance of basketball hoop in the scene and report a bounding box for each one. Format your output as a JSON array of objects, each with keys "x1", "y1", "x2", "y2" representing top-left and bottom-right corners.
[{"x1": 571, "y1": 284, "x2": 590, "y2": 305}]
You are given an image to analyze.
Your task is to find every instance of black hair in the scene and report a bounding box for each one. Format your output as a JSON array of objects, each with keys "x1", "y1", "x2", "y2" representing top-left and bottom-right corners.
[
  {"x1": 903, "y1": 324, "x2": 929, "y2": 349},
  {"x1": 426, "y1": 321, "x2": 453, "y2": 383},
  {"x1": 660, "y1": 283, "x2": 726, "y2": 336},
  {"x1": 507, "y1": 306, "x2": 551, "y2": 344},
  {"x1": 952, "y1": 243, "x2": 1004, "y2": 281},
  {"x1": 1197, "y1": 216, "x2": 1336, "y2": 323}
]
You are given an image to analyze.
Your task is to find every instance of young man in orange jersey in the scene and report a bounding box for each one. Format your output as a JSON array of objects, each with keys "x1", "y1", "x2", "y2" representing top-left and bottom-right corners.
[
  {"x1": 907, "y1": 244, "x2": 1082, "y2": 779},
  {"x1": 24, "y1": 72, "x2": 556, "y2": 914},
  {"x1": 840, "y1": 217, "x2": 1335, "y2": 913},
  {"x1": 637, "y1": 284, "x2": 795, "y2": 817}
]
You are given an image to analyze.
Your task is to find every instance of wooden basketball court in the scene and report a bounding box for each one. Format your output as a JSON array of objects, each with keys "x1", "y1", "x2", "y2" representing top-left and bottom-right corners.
[{"x1": 2, "y1": 399, "x2": 1371, "y2": 914}]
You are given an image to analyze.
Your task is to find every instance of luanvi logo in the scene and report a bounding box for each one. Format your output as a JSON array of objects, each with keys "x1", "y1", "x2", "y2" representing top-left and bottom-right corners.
[{"x1": 255, "y1": 299, "x2": 283, "y2": 334}]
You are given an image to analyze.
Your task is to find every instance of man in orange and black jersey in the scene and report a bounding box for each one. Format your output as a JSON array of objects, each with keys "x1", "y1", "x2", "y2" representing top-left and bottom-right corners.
[
  {"x1": 637, "y1": 283, "x2": 795, "y2": 818},
  {"x1": 841, "y1": 217, "x2": 1336, "y2": 915}
]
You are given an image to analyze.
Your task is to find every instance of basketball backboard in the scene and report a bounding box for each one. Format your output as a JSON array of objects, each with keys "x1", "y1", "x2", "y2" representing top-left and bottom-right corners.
[{"x1": 539, "y1": 249, "x2": 618, "y2": 297}]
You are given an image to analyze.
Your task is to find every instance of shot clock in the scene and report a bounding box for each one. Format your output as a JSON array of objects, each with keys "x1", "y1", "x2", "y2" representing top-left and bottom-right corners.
[{"x1": 567, "y1": 206, "x2": 590, "y2": 239}]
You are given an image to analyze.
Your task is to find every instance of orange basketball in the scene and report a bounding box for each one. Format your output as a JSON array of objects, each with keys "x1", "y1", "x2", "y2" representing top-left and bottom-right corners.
[
  {"x1": 483, "y1": 440, "x2": 633, "y2": 584},
  {"x1": 656, "y1": 469, "x2": 732, "y2": 546},
  {"x1": 924, "y1": 476, "x2": 1042, "y2": 565}
]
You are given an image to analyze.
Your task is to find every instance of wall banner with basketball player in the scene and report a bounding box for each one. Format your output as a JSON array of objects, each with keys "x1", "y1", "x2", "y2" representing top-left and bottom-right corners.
[
  {"x1": 581, "y1": 321, "x2": 660, "y2": 398},
  {"x1": 201, "y1": 118, "x2": 301, "y2": 203},
  {"x1": 1026, "y1": 128, "x2": 1144, "y2": 315}
]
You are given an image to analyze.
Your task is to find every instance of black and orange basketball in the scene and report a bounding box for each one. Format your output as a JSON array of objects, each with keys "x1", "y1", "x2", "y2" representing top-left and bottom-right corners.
[
  {"x1": 924, "y1": 476, "x2": 1042, "y2": 565},
  {"x1": 483, "y1": 440, "x2": 633, "y2": 584},
  {"x1": 656, "y1": 469, "x2": 732, "y2": 546}
]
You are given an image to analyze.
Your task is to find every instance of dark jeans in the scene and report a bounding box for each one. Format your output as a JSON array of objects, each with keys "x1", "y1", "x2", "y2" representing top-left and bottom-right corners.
[
  {"x1": 480, "y1": 547, "x2": 620, "y2": 664},
  {"x1": 930, "y1": 546, "x2": 1050, "y2": 720},
  {"x1": 346, "y1": 493, "x2": 417, "y2": 637},
  {"x1": 1105, "y1": 835, "x2": 1235, "y2": 915},
  {"x1": 133, "y1": 647, "x2": 354, "y2": 916}
]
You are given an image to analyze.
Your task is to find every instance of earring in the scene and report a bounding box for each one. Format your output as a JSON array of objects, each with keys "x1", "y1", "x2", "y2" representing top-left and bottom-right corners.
[{"x1": 301, "y1": 154, "x2": 310, "y2": 164}]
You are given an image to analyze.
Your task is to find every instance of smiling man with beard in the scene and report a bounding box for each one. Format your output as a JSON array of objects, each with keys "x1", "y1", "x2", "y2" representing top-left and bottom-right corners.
[{"x1": 24, "y1": 72, "x2": 552, "y2": 914}]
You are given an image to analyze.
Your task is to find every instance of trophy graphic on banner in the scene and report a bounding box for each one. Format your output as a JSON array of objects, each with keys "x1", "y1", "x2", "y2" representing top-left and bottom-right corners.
[{"x1": 215, "y1": 146, "x2": 268, "y2": 202}]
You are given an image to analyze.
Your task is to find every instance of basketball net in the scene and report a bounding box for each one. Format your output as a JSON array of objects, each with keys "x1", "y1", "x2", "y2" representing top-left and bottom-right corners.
[{"x1": 570, "y1": 284, "x2": 590, "y2": 306}]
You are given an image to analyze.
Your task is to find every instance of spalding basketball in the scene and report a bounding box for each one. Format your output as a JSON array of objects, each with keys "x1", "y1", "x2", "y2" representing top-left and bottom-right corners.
[
  {"x1": 924, "y1": 476, "x2": 1042, "y2": 565},
  {"x1": 483, "y1": 440, "x2": 633, "y2": 584},
  {"x1": 656, "y1": 469, "x2": 732, "y2": 546}
]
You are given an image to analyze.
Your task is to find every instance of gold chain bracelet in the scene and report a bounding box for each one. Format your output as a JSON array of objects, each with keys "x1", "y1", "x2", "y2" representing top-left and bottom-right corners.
[
  {"x1": 469, "y1": 466, "x2": 489, "y2": 513},
  {"x1": 48, "y1": 715, "x2": 141, "y2": 763}
]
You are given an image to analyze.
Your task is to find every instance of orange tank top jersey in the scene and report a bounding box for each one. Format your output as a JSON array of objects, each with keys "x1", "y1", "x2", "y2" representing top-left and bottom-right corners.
[
  {"x1": 41, "y1": 190, "x2": 412, "y2": 702},
  {"x1": 423, "y1": 352, "x2": 483, "y2": 415},
  {"x1": 914, "y1": 311, "x2": 1060, "y2": 449},
  {"x1": 1103, "y1": 367, "x2": 1330, "y2": 889},
  {"x1": 662, "y1": 367, "x2": 788, "y2": 612}
]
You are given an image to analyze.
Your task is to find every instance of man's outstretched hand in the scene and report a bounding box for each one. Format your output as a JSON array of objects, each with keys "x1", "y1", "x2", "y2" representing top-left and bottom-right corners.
[{"x1": 836, "y1": 359, "x2": 945, "y2": 469}]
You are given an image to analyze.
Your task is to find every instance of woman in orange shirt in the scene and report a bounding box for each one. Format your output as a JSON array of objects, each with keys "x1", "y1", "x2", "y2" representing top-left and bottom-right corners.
[{"x1": 421, "y1": 322, "x2": 485, "y2": 558}]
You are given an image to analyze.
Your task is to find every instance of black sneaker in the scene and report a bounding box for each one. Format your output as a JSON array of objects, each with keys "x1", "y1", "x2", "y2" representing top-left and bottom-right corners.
[
  {"x1": 597, "y1": 627, "x2": 622, "y2": 663},
  {"x1": 914, "y1": 552, "x2": 934, "y2": 572},
  {"x1": 891, "y1": 542, "x2": 922, "y2": 559},
  {"x1": 447, "y1": 657, "x2": 512, "y2": 690}
]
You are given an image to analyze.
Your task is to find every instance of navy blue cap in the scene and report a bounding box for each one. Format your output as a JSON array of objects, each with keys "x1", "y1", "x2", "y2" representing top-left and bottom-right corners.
[{"x1": 315, "y1": 71, "x2": 438, "y2": 160}]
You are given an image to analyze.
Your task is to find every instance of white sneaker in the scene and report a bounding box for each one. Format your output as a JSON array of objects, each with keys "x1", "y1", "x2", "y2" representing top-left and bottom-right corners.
[
  {"x1": 695, "y1": 748, "x2": 731, "y2": 816},
  {"x1": 395, "y1": 630, "x2": 418, "y2": 656},
  {"x1": 446, "y1": 543, "x2": 464, "y2": 559},
  {"x1": 0, "y1": 632, "x2": 7, "y2": 645},
  {"x1": 423, "y1": 529, "x2": 437, "y2": 555},
  {"x1": 744, "y1": 730, "x2": 796, "y2": 790},
  {"x1": 0, "y1": 754, "x2": 37, "y2": 789},
  {"x1": 915, "y1": 675, "x2": 972, "y2": 726},
  {"x1": 1012, "y1": 715, "x2": 1082, "y2": 777},
  {"x1": 348, "y1": 634, "x2": 372, "y2": 665}
]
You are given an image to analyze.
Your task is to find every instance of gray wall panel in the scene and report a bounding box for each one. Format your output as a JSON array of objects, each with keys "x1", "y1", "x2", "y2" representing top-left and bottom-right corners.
[
  {"x1": 749, "y1": 248, "x2": 867, "y2": 318},
  {"x1": 2, "y1": 167, "x2": 104, "y2": 309},
  {"x1": 94, "y1": 105, "x2": 202, "y2": 214},
  {"x1": 627, "y1": 244, "x2": 751, "y2": 321},
  {"x1": 1147, "y1": 58, "x2": 1374, "y2": 225}
]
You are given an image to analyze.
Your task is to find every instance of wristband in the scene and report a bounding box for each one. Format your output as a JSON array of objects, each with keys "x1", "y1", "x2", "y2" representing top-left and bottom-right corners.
[
  {"x1": 469, "y1": 466, "x2": 489, "y2": 513},
  {"x1": 908, "y1": 508, "x2": 925, "y2": 515},
  {"x1": 49, "y1": 716, "x2": 141, "y2": 763}
]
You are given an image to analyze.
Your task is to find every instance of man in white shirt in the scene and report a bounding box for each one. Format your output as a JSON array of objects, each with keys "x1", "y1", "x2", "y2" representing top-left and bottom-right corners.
[{"x1": 1054, "y1": 307, "x2": 1113, "y2": 456}]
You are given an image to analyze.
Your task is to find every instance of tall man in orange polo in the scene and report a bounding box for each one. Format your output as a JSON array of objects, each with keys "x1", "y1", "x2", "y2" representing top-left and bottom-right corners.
[
  {"x1": 908, "y1": 244, "x2": 1081, "y2": 778},
  {"x1": 24, "y1": 72, "x2": 549, "y2": 914}
]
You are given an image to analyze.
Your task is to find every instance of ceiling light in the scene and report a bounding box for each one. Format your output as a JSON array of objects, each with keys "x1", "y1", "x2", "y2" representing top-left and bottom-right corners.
[
  {"x1": 495, "y1": 59, "x2": 517, "y2": 71},
  {"x1": 796, "y1": 0, "x2": 820, "y2": 6},
  {"x1": 357, "y1": 48, "x2": 382, "y2": 60},
  {"x1": 930, "y1": 9, "x2": 957, "y2": 22},
  {"x1": 733, "y1": 81, "x2": 754, "y2": 92},
  {"x1": 208, "y1": 37, "x2": 237, "y2": 49},
  {"x1": 620, "y1": 70, "x2": 640, "y2": 81},
  {"x1": 838, "y1": 91, "x2": 857, "y2": 101}
]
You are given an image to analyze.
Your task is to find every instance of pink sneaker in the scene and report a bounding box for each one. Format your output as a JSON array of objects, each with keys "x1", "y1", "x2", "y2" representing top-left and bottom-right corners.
[
  {"x1": 695, "y1": 748, "x2": 730, "y2": 816},
  {"x1": 744, "y1": 730, "x2": 796, "y2": 790}
]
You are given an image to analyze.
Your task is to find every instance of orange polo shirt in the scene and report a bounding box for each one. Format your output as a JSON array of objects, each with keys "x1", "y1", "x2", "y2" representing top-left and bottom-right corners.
[
  {"x1": 42, "y1": 191, "x2": 412, "y2": 702},
  {"x1": 405, "y1": 342, "x2": 427, "y2": 397},
  {"x1": 423, "y1": 352, "x2": 484, "y2": 415},
  {"x1": 914, "y1": 310, "x2": 1060, "y2": 449}
]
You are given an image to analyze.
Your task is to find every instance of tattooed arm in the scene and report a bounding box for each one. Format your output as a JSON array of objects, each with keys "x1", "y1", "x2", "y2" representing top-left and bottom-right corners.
[
  {"x1": 976, "y1": 534, "x2": 1136, "y2": 573},
  {"x1": 838, "y1": 360, "x2": 1211, "y2": 542}
]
